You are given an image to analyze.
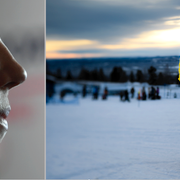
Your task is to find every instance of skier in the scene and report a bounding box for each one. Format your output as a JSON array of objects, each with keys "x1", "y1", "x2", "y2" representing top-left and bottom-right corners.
[
  {"x1": 124, "y1": 90, "x2": 130, "y2": 102},
  {"x1": 102, "y1": 87, "x2": 108, "y2": 100},
  {"x1": 120, "y1": 90, "x2": 124, "y2": 101},
  {"x1": 137, "y1": 89, "x2": 141, "y2": 100},
  {"x1": 130, "y1": 87, "x2": 135, "y2": 98},
  {"x1": 156, "y1": 87, "x2": 161, "y2": 99},
  {"x1": 151, "y1": 86, "x2": 156, "y2": 100},
  {"x1": 142, "y1": 87, "x2": 147, "y2": 100},
  {"x1": 92, "y1": 86, "x2": 99, "y2": 99}
]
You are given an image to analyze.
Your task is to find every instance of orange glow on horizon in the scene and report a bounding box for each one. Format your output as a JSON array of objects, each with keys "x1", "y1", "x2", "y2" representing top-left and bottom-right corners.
[
  {"x1": 46, "y1": 52, "x2": 103, "y2": 59},
  {"x1": 46, "y1": 39, "x2": 99, "y2": 51}
]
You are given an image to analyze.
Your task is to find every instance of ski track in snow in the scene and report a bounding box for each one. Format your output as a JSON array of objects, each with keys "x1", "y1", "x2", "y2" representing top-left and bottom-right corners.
[{"x1": 47, "y1": 84, "x2": 180, "y2": 179}]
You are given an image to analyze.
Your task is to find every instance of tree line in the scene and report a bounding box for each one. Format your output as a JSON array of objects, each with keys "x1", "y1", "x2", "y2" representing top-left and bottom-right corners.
[{"x1": 47, "y1": 65, "x2": 179, "y2": 85}]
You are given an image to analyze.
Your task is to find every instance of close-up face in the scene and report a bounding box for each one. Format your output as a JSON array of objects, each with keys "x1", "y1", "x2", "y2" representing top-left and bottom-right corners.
[
  {"x1": 0, "y1": 1, "x2": 44, "y2": 178},
  {"x1": 0, "y1": 39, "x2": 27, "y2": 142}
]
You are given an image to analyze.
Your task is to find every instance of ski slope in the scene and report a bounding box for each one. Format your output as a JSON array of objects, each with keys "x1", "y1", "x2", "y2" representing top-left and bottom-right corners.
[{"x1": 46, "y1": 82, "x2": 180, "y2": 179}]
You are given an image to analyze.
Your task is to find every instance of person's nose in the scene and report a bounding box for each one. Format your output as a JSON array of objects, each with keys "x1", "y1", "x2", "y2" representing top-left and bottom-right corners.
[
  {"x1": 0, "y1": 40, "x2": 27, "y2": 90},
  {"x1": 4, "y1": 60, "x2": 27, "y2": 90}
]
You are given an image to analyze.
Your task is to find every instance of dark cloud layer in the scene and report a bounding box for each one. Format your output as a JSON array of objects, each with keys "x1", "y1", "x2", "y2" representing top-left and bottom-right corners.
[
  {"x1": 47, "y1": 0, "x2": 180, "y2": 43},
  {"x1": 59, "y1": 48, "x2": 180, "y2": 57}
]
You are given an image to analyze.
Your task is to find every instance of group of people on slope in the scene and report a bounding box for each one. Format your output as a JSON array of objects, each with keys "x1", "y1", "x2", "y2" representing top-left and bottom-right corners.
[
  {"x1": 137, "y1": 86, "x2": 161, "y2": 100},
  {"x1": 83, "y1": 85, "x2": 107, "y2": 100},
  {"x1": 148, "y1": 86, "x2": 161, "y2": 100},
  {"x1": 120, "y1": 89, "x2": 131, "y2": 102},
  {"x1": 83, "y1": 85, "x2": 161, "y2": 102}
]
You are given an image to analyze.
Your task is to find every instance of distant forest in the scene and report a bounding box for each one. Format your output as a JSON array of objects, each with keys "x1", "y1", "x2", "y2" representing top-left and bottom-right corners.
[{"x1": 47, "y1": 65, "x2": 179, "y2": 85}]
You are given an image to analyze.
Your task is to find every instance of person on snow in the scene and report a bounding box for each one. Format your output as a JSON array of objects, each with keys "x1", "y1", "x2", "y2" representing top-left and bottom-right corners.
[
  {"x1": 156, "y1": 87, "x2": 161, "y2": 99},
  {"x1": 102, "y1": 86, "x2": 108, "y2": 100},
  {"x1": 151, "y1": 86, "x2": 156, "y2": 100},
  {"x1": 137, "y1": 89, "x2": 141, "y2": 100},
  {"x1": 92, "y1": 86, "x2": 99, "y2": 99},
  {"x1": 124, "y1": 90, "x2": 130, "y2": 102},
  {"x1": 120, "y1": 90, "x2": 124, "y2": 101},
  {"x1": 130, "y1": 87, "x2": 135, "y2": 98},
  {"x1": 142, "y1": 87, "x2": 147, "y2": 100}
]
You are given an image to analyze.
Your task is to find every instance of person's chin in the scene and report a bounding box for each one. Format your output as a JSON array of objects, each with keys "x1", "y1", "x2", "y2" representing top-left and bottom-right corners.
[{"x1": 0, "y1": 119, "x2": 8, "y2": 143}]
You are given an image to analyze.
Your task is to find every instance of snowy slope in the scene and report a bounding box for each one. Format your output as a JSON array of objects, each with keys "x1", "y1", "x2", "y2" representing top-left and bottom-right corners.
[{"x1": 47, "y1": 82, "x2": 180, "y2": 179}]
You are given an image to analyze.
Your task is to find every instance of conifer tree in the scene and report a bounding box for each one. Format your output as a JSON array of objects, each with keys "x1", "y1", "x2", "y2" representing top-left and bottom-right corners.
[
  {"x1": 130, "y1": 71, "x2": 135, "y2": 82},
  {"x1": 148, "y1": 66, "x2": 157, "y2": 85},
  {"x1": 136, "y1": 70, "x2": 144, "y2": 82},
  {"x1": 66, "y1": 70, "x2": 73, "y2": 80}
]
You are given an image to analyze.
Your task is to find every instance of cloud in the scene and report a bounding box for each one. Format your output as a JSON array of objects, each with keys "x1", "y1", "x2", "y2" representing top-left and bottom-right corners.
[
  {"x1": 47, "y1": 0, "x2": 180, "y2": 43},
  {"x1": 46, "y1": 27, "x2": 180, "y2": 54},
  {"x1": 47, "y1": 0, "x2": 180, "y2": 58},
  {"x1": 101, "y1": 28, "x2": 180, "y2": 50}
]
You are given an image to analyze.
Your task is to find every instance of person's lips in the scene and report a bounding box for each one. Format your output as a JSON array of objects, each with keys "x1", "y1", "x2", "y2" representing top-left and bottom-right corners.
[{"x1": 0, "y1": 107, "x2": 11, "y2": 143}]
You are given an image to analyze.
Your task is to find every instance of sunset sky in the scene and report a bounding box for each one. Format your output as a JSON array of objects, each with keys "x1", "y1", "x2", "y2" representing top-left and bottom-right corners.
[{"x1": 47, "y1": 0, "x2": 180, "y2": 59}]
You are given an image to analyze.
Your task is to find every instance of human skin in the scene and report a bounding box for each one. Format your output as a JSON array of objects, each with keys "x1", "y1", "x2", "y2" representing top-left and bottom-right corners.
[{"x1": 0, "y1": 39, "x2": 27, "y2": 142}]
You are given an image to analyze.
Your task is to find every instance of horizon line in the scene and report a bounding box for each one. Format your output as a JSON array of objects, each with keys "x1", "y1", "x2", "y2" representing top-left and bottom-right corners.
[{"x1": 46, "y1": 55, "x2": 179, "y2": 60}]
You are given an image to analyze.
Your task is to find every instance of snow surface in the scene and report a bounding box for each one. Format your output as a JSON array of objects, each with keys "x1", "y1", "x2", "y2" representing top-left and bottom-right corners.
[{"x1": 47, "y1": 82, "x2": 180, "y2": 179}]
